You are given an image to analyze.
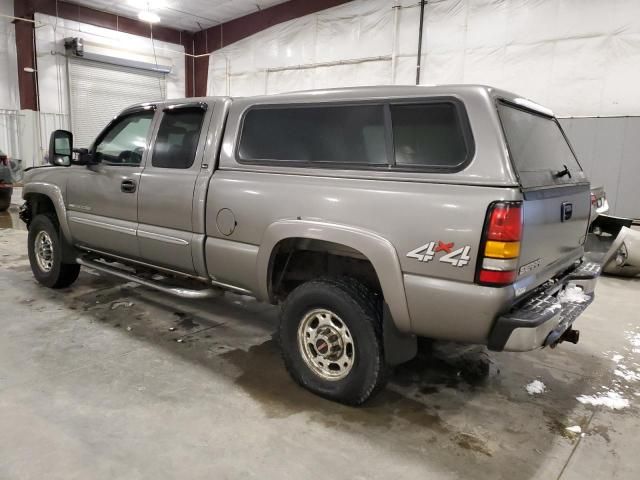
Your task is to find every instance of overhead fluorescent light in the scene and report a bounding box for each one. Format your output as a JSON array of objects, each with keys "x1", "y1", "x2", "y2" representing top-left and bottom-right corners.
[{"x1": 138, "y1": 11, "x2": 161, "y2": 23}]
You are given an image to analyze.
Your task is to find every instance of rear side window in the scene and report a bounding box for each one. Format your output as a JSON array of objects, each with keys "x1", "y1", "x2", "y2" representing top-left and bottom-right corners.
[
  {"x1": 238, "y1": 105, "x2": 387, "y2": 165},
  {"x1": 390, "y1": 103, "x2": 469, "y2": 168},
  {"x1": 498, "y1": 102, "x2": 582, "y2": 188},
  {"x1": 152, "y1": 108, "x2": 205, "y2": 169}
]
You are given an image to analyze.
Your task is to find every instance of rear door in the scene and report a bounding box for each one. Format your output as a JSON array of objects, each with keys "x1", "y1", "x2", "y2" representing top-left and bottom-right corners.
[
  {"x1": 497, "y1": 101, "x2": 590, "y2": 283},
  {"x1": 137, "y1": 103, "x2": 208, "y2": 274}
]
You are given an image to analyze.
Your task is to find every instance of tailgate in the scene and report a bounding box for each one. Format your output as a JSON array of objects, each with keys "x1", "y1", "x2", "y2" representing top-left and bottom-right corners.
[{"x1": 497, "y1": 101, "x2": 590, "y2": 283}]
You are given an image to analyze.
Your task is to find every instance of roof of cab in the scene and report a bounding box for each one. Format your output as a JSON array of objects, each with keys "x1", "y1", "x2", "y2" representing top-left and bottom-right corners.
[{"x1": 131, "y1": 84, "x2": 553, "y2": 118}]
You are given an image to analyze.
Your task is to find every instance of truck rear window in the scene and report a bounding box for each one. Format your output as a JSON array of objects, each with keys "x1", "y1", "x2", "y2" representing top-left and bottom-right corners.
[{"x1": 498, "y1": 102, "x2": 582, "y2": 188}]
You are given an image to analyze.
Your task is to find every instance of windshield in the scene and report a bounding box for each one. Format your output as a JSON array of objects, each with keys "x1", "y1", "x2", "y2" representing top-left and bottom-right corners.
[{"x1": 498, "y1": 102, "x2": 583, "y2": 188}]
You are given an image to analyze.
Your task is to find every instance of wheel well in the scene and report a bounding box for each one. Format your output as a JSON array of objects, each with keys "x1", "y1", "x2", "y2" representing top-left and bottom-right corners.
[
  {"x1": 268, "y1": 238, "x2": 382, "y2": 303},
  {"x1": 24, "y1": 193, "x2": 56, "y2": 224}
]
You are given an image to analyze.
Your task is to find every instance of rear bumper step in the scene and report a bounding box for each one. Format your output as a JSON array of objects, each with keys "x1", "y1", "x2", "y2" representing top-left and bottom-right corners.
[{"x1": 488, "y1": 260, "x2": 600, "y2": 352}]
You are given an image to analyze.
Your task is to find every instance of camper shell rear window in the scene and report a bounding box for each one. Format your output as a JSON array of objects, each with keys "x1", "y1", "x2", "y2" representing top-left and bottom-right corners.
[{"x1": 497, "y1": 101, "x2": 583, "y2": 189}]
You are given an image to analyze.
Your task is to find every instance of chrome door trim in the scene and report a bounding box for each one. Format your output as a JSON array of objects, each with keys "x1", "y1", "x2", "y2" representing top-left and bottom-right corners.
[
  {"x1": 137, "y1": 229, "x2": 190, "y2": 246},
  {"x1": 68, "y1": 215, "x2": 136, "y2": 235}
]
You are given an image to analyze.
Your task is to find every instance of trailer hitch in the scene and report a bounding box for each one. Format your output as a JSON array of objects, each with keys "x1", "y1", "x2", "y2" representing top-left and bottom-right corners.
[{"x1": 547, "y1": 327, "x2": 580, "y2": 348}]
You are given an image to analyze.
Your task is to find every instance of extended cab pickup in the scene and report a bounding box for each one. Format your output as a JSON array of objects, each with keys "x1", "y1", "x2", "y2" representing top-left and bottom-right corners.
[{"x1": 20, "y1": 85, "x2": 600, "y2": 405}]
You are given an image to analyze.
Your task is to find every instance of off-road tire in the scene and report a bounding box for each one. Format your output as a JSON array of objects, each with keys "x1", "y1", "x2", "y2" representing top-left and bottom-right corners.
[
  {"x1": 27, "y1": 213, "x2": 80, "y2": 288},
  {"x1": 279, "y1": 277, "x2": 388, "y2": 405}
]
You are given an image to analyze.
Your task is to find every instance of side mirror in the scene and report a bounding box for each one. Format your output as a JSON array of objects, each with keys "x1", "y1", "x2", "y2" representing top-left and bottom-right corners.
[
  {"x1": 72, "y1": 148, "x2": 96, "y2": 166},
  {"x1": 49, "y1": 130, "x2": 73, "y2": 167}
]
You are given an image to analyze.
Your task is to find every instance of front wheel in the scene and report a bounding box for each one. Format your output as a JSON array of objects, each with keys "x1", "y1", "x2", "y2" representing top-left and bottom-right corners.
[
  {"x1": 27, "y1": 214, "x2": 80, "y2": 288},
  {"x1": 279, "y1": 278, "x2": 388, "y2": 405}
]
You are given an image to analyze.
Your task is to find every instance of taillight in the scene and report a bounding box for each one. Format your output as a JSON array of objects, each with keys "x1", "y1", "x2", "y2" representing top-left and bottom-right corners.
[{"x1": 476, "y1": 201, "x2": 523, "y2": 286}]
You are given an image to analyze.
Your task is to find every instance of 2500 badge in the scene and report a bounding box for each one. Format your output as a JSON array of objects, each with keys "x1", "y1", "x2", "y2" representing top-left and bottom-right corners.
[{"x1": 406, "y1": 241, "x2": 472, "y2": 268}]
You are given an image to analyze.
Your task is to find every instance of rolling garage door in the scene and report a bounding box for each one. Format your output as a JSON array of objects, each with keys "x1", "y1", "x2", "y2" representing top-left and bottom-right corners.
[{"x1": 68, "y1": 58, "x2": 166, "y2": 148}]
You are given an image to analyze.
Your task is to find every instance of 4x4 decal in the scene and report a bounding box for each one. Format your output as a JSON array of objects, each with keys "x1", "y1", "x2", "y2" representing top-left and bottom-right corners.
[{"x1": 407, "y1": 241, "x2": 471, "y2": 267}]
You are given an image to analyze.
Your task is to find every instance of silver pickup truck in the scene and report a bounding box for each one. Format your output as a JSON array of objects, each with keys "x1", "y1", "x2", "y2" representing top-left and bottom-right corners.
[{"x1": 20, "y1": 85, "x2": 600, "y2": 405}]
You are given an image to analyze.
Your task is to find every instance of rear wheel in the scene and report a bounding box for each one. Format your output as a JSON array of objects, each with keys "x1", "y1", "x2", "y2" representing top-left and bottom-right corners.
[
  {"x1": 27, "y1": 214, "x2": 80, "y2": 288},
  {"x1": 279, "y1": 278, "x2": 388, "y2": 405}
]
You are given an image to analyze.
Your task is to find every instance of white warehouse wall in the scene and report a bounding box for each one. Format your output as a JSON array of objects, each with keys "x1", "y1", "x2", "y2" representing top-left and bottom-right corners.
[
  {"x1": 0, "y1": 0, "x2": 21, "y2": 167},
  {"x1": 17, "y1": 12, "x2": 187, "y2": 166},
  {"x1": 34, "y1": 12, "x2": 186, "y2": 116},
  {"x1": 207, "y1": 0, "x2": 640, "y2": 117}
]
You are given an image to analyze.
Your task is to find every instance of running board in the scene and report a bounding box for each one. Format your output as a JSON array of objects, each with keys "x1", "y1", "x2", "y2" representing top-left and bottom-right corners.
[{"x1": 76, "y1": 257, "x2": 222, "y2": 299}]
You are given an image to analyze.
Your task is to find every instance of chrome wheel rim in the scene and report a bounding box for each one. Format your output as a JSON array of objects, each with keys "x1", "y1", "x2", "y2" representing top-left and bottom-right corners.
[
  {"x1": 297, "y1": 308, "x2": 355, "y2": 381},
  {"x1": 34, "y1": 230, "x2": 54, "y2": 272}
]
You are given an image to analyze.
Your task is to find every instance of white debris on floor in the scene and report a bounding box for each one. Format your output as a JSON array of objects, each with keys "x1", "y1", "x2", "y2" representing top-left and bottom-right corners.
[
  {"x1": 111, "y1": 301, "x2": 134, "y2": 310},
  {"x1": 577, "y1": 391, "x2": 630, "y2": 410},
  {"x1": 614, "y1": 367, "x2": 640, "y2": 382},
  {"x1": 626, "y1": 329, "x2": 640, "y2": 354},
  {"x1": 577, "y1": 327, "x2": 640, "y2": 410},
  {"x1": 557, "y1": 284, "x2": 590, "y2": 304},
  {"x1": 565, "y1": 425, "x2": 582, "y2": 434},
  {"x1": 525, "y1": 380, "x2": 546, "y2": 395}
]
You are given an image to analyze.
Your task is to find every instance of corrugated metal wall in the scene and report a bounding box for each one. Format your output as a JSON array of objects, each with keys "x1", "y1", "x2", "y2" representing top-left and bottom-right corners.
[{"x1": 559, "y1": 117, "x2": 640, "y2": 220}]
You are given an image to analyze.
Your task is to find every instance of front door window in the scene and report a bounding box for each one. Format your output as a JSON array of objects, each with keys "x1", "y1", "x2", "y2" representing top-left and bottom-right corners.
[{"x1": 94, "y1": 110, "x2": 155, "y2": 166}]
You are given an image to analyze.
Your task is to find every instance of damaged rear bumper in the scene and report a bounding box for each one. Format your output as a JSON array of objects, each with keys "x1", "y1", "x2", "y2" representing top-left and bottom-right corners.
[{"x1": 488, "y1": 260, "x2": 601, "y2": 352}]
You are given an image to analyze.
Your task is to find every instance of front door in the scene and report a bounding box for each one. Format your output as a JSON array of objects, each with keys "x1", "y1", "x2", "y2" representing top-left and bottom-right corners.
[
  {"x1": 66, "y1": 108, "x2": 156, "y2": 259},
  {"x1": 137, "y1": 104, "x2": 208, "y2": 274}
]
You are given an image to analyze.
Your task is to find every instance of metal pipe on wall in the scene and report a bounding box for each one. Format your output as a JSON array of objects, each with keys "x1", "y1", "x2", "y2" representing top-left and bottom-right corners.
[
  {"x1": 390, "y1": 0, "x2": 400, "y2": 84},
  {"x1": 415, "y1": 0, "x2": 426, "y2": 85}
]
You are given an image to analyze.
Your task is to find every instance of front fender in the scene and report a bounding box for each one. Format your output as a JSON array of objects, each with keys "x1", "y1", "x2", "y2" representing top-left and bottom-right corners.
[
  {"x1": 22, "y1": 182, "x2": 71, "y2": 242},
  {"x1": 256, "y1": 219, "x2": 412, "y2": 332}
]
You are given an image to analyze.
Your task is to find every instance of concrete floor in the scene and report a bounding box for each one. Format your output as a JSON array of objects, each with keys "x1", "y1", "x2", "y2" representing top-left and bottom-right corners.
[{"x1": 1, "y1": 206, "x2": 639, "y2": 480}]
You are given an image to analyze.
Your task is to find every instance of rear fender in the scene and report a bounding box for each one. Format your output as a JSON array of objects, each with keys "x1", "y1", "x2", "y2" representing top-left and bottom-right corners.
[{"x1": 256, "y1": 219, "x2": 412, "y2": 332}]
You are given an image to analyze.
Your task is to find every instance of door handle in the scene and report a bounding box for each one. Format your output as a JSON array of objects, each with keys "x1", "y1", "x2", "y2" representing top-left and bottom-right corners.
[{"x1": 121, "y1": 179, "x2": 137, "y2": 193}]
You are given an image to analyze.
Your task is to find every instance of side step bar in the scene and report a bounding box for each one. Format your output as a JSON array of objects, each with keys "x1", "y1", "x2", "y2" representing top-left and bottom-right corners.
[{"x1": 76, "y1": 257, "x2": 223, "y2": 299}]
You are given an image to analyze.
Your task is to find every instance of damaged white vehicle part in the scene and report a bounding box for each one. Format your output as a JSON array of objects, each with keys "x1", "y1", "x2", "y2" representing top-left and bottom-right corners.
[{"x1": 603, "y1": 227, "x2": 640, "y2": 277}]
